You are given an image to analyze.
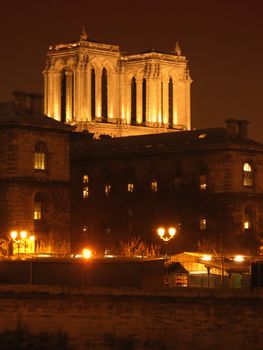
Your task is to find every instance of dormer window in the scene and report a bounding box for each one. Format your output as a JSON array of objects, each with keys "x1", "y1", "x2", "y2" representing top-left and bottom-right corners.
[{"x1": 243, "y1": 163, "x2": 253, "y2": 187}]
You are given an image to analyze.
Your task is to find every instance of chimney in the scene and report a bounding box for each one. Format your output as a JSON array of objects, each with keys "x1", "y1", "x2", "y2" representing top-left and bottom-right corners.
[
  {"x1": 12, "y1": 90, "x2": 28, "y2": 113},
  {"x1": 238, "y1": 120, "x2": 249, "y2": 139},
  {"x1": 28, "y1": 92, "x2": 43, "y2": 113},
  {"x1": 225, "y1": 118, "x2": 239, "y2": 138}
]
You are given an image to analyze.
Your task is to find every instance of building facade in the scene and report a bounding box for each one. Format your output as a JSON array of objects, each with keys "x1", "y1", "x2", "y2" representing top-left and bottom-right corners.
[
  {"x1": 70, "y1": 119, "x2": 263, "y2": 255},
  {"x1": 0, "y1": 91, "x2": 72, "y2": 255},
  {"x1": 43, "y1": 29, "x2": 191, "y2": 138}
]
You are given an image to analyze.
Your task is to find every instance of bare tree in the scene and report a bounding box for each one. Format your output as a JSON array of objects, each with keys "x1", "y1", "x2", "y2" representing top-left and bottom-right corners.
[{"x1": 119, "y1": 236, "x2": 160, "y2": 258}]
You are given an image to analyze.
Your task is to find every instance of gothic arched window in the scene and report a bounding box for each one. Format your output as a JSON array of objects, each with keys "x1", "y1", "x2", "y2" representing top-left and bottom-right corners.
[
  {"x1": 34, "y1": 193, "x2": 45, "y2": 221},
  {"x1": 61, "y1": 69, "x2": 66, "y2": 123},
  {"x1": 131, "y1": 77, "x2": 137, "y2": 125},
  {"x1": 34, "y1": 141, "x2": 47, "y2": 171},
  {"x1": 101, "y1": 67, "x2": 108, "y2": 120},
  {"x1": 168, "y1": 77, "x2": 173, "y2": 128},
  {"x1": 91, "y1": 68, "x2": 96, "y2": 120},
  {"x1": 142, "y1": 78, "x2": 147, "y2": 124},
  {"x1": 243, "y1": 162, "x2": 253, "y2": 187}
]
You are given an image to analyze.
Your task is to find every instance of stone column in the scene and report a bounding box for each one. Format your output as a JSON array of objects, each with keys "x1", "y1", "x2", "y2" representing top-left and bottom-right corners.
[
  {"x1": 173, "y1": 81, "x2": 179, "y2": 126},
  {"x1": 162, "y1": 78, "x2": 169, "y2": 126},
  {"x1": 126, "y1": 79, "x2": 131, "y2": 124},
  {"x1": 73, "y1": 67, "x2": 79, "y2": 121},
  {"x1": 53, "y1": 72, "x2": 61, "y2": 121},
  {"x1": 145, "y1": 78, "x2": 150, "y2": 125},
  {"x1": 65, "y1": 71, "x2": 73, "y2": 122},
  {"x1": 185, "y1": 79, "x2": 191, "y2": 130},
  {"x1": 43, "y1": 70, "x2": 48, "y2": 116},
  {"x1": 156, "y1": 78, "x2": 162, "y2": 125},
  {"x1": 80, "y1": 65, "x2": 87, "y2": 121},
  {"x1": 136, "y1": 79, "x2": 142, "y2": 124},
  {"x1": 86, "y1": 66, "x2": 91, "y2": 121},
  {"x1": 108, "y1": 73, "x2": 114, "y2": 122},
  {"x1": 95, "y1": 69, "x2": 102, "y2": 118},
  {"x1": 47, "y1": 69, "x2": 54, "y2": 118},
  {"x1": 118, "y1": 66, "x2": 124, "y2": 122}
]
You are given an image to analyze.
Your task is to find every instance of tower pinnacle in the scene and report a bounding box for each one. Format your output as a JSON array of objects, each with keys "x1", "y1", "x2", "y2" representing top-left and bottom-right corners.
[
  {"x1": 80, "y1": 26, "x2": 88, "y2": 41},
  {"x1": 175, "y1": 41, "x2": 181, "y2": 56}
]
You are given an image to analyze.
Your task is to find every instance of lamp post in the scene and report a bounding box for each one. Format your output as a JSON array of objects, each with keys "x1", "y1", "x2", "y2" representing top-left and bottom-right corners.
[
  {"x1": 157, "y1": 226, "x2": 177, "y2": 257},
  {"x1": 10, "y1": 230, "x2": 33, "y2": 257}
]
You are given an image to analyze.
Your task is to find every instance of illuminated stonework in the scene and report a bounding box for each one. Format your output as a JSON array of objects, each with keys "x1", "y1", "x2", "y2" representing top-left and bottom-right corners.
[{"x1": 43, "y1": 28, "x2": 192, "y2": 138}]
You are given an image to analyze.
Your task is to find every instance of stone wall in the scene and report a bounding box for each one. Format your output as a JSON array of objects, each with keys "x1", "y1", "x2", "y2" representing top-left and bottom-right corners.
[{"x1": 1, "y1": 285, "x2": 263, "y2": 349}]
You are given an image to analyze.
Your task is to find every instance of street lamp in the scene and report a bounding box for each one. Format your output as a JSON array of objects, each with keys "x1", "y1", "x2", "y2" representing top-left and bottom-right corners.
[
  {"x1": 157, "y1": 226, "x2": 177, "y2": 242},
  {"x1": 10, "y1": 230, "x2": 28, "y2": 257}
]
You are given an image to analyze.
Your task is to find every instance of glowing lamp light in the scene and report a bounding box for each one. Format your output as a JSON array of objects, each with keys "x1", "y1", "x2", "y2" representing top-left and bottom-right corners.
[
  {"x1": 168, "y1": 227, "x2": 176, "y2": 237},
  {"x1": 157, "y1": 227, "x2": 165, "y2": 238},
  {"x1": 10, "y1": 231, "x2": 18, "y2": 240},
  {"x1": 234, "y1": 255, "x2": 245, "y2": 262},
  {"x1": 82, "y1": 248, "x2": 92, "y2": 259},
  {"x1": 20, "y1": 231, "x2": 27, "y2": 239},
  {"x1": 29, "y1": 235, "x2": 35, "y2": 241},
  {"x1": 201, "y1": 255, "x2": 212, "y2": 262}
]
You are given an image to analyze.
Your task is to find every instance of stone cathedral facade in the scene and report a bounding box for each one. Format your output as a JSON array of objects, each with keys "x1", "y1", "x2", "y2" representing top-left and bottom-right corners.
[{"x1": 43, "y1": 29, "x2": 191, "y2": 138}]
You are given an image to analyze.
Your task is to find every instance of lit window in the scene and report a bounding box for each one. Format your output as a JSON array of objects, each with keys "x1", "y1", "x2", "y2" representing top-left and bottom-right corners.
[
  {"x1": 83, "y1": 186, "x2": 89, "y2": 198},
  {"x1": 200, "y1": 218, "x2": 207, "y2": 230},
  {"x1": 35, "y1": 240, "x2": 45, "y2": 253},
  {"x1": 243, "y1": 163, "x2": 253, "y2": 187},
  {"x1": 244, "y1": 221, "x2": 250, "y2": 230},
  {"x1": 151, "y1": 180, "x2": 158, "y2": 193},
  {"x1": 200, "y1": 175, "x2": 207, "y2": 191},
  {"x1": 128, "y1": 183, "x2": 134, "y2": 192},
  {"x1": 105, "y1": 184, "x2": 111, "y2": 196},
  {"x1": 34, "y1": 142, "x2": 47, "y2": 170},
  {"x1": 244, "y1": 204, "x2": 255, "y2": 231},
  {"x1": 83, "y1": 175, "x2": 89, "y2": 183},
  {"x1": 34, "y1": 193, "x2": 45, "y2": 220}
]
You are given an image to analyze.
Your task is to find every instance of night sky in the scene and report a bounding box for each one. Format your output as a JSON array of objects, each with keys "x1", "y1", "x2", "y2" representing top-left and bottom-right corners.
[{"x1": 1, "y1": 0, "x2": 262, "y2": 141}]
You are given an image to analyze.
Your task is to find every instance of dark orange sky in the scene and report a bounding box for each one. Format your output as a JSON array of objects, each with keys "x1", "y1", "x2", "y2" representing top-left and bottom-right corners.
[{"x1": 1, "y1": 0, "x2": 262, "y2": 141}]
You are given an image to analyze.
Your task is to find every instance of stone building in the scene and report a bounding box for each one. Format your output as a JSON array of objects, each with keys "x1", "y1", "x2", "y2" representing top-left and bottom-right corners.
[
  {"x1": 0, "y1": 91, "x2": 72, "y2": 254},
  {"x1": 70, "y1": 119, "x2": 263, "y2": 255},
  {"x1": 43, "y1": 28, "x2": 191, "y2": 138}
]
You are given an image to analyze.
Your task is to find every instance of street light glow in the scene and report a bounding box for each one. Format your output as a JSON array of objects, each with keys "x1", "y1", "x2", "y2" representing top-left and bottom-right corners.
[
  {"x1": 234, "y1": 255, "x2": 245, "y2": 262},
  {"x1": 20, "y1": 231, "x2": 27, "y2": 239},
  {"x1": 157, "y1": 227, "x2": 165, "y2": 238},
  {"x1": 168, "y1": 227, "x2": 176, "y2": 237},
  {"x1": 201, "y1": 255, "x2": 212, "y2": 261},
  {"x1": 10, "y1": 231, "x2": 18, "y2": 240},
  {"x1": 82, "y1": 248, "x2": 92, "y2": 259}
]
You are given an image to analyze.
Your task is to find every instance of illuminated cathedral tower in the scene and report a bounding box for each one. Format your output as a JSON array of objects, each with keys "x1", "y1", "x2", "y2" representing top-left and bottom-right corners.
[{"x1": 43, "y1": 28, "x2": 192, "y2": 138}]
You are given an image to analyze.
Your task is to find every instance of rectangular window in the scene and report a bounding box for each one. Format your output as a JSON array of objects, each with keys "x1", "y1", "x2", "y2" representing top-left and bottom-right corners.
[
  {"x1": 244, "y1": 173, "x2": 253, "y2": 187},
  {"x1": 199, "y1": 175, "x2": 207, "y2": 191},
  {"x1": 83, "y1": 186, "x2": 89, "y2": 198},
  {"x1": 34, "y1": 202, "x2": 42, "y2": 220},
  {"x1": 34, "y1": 153, "x2": 46, "y2": 170},
  {"x1": 244, "y1": 221, "x2": 251, "y2": 230},
  {"x1": 151, "y1": 180, "x2": 158, "y2": 193},
  {"x1": 128, "y1": 183, "x2": 134, "y2": 192},
  {"x1": 200, "y1": 218, "x2": 207, "y2": 230},
  {"x1": 105, "y1": 184, "x2": 111, "y2": 197}
]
